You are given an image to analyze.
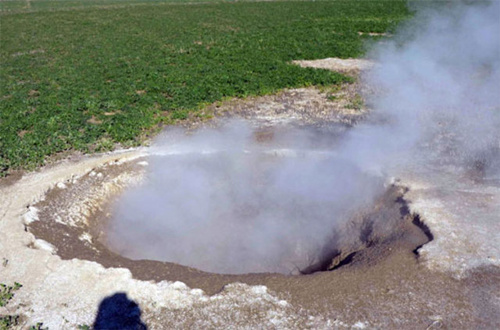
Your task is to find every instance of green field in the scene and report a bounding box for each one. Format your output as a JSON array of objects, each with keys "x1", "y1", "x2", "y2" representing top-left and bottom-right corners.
[
  {"x1": 0, "y1": 0, "x2": 215, "y2": 12},
  {"x1": 0, "y1": 0, "x2": 410, "y2": 175}
]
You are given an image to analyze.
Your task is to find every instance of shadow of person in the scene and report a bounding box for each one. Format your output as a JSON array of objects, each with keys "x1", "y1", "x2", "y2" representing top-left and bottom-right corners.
[{"x1": 93, "y1": 292, "x2": 147, "y2": 330}]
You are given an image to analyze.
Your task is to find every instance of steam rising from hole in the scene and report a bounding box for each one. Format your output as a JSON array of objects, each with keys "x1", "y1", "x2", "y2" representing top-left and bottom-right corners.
[
  {"x1": 353, "y1": 0, "x2": 500, "y2": 175},
  {"x1": 107, "y1": 1, "x2": 499, "y2": 274},
  {"x1": 108, "y1": 124, "x2": 384, "y2": 274}
]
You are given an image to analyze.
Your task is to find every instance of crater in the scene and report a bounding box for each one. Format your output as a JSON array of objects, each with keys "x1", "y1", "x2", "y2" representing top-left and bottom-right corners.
[{"x1": 25, "y1": 123, "x2": 433, "y2": 293}]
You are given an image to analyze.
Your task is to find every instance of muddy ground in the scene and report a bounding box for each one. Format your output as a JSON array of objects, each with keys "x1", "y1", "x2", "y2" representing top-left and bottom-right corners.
[{"x1": 1, "y1": 59, "x2": 499, "y2": 329}]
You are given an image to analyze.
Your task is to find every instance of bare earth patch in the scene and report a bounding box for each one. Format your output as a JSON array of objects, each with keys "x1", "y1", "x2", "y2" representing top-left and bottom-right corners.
[
  {"x1": 292, "y1": 58, "x2": 374, "y2": 75},
  {"x1": 209, "y1": 85, "x2": 367, "y2": 126}
]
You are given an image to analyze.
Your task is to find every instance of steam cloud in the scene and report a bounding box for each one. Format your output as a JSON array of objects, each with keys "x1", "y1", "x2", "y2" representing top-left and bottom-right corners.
[
  {"x1": 108, "y1": 124, "x2": 384, "y2": 274},
  {"x1": 351, "y1": 0, "x2": 500, "y2": 175},
  {"x1": 107, "y1": 1, "x2": 500, "y2": 274}
]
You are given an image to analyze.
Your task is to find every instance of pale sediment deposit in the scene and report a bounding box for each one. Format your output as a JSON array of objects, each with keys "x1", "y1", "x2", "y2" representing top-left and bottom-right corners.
[{"x1": 399, "y1": 165, "x2": 500, "y2": 277}]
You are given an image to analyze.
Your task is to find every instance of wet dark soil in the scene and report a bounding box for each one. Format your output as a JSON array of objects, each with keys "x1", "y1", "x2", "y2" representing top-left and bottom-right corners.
[{"x1": 0, "y1": 170, "x2": 23, "y2": 188}]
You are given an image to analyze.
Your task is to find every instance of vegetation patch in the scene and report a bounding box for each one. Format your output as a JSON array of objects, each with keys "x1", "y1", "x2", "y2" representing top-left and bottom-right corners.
[
  {"x1": 0, "y1": 0, "x2": 410, "y2": 175},
  {"x1": 0, "y1": 282, "x2": 22, "y2": 330},
  {"x1": 345, "y1": 94, "x2": 364, "y2": 110},
  {"x1": 0, "y1": 282, "x2": 21, "y2": 308}
]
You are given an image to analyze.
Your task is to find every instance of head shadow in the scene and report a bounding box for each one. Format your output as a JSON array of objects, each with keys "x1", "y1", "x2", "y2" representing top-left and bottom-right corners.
[{"x1": 93, "y1": 292, "x2": 147, "y2": 330}]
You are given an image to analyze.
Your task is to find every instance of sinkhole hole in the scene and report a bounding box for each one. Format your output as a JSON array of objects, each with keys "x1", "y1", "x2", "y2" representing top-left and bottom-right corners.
[{"x1": 27, "y1": 125, "x2": 430, "y2": 277}]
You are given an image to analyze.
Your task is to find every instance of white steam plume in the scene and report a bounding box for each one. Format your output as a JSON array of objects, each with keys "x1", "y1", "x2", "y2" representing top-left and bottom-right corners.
[
  {"x1": 107, "y1": 123, "x2": 384, "y2": 274},
  {"x1": 107, "y1": 1, "x2": 499, "y2": 274},
  {"x1": 347, "y1": 0, "x2": 500, "y2": 174}
]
